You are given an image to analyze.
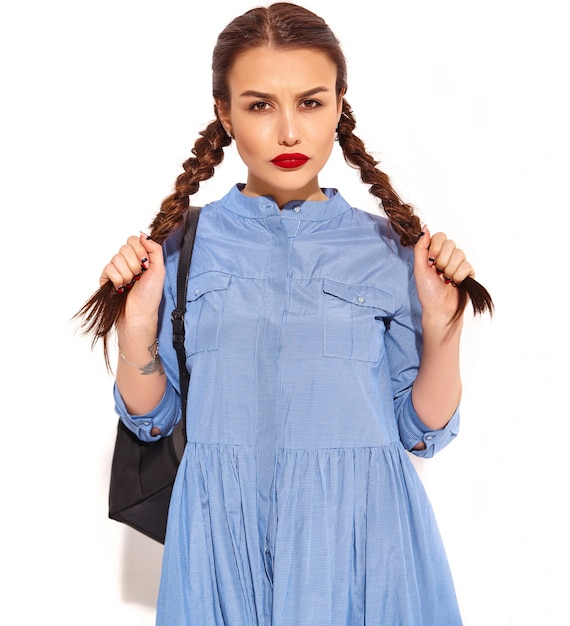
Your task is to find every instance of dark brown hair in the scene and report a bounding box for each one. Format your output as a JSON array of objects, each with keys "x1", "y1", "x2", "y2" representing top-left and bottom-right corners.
[{"x1": 76, "y1": 2, "x2": 492, "y2": 364}]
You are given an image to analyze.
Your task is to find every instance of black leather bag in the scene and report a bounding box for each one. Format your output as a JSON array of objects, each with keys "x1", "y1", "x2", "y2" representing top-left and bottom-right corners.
[{"x1": 108, "y1": 207, "x2": 201, "y2": 543}]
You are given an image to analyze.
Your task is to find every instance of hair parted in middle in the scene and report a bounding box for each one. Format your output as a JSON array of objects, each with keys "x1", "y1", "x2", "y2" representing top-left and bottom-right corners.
[{"x1": 76, "y1": 2, "x2": 492, "y2": 361}]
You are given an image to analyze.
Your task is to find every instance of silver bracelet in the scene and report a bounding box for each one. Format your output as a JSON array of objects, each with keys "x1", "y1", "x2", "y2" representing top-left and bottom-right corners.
[{"x1": 118, "y1": 339, "x2": 159, "y2": 369}]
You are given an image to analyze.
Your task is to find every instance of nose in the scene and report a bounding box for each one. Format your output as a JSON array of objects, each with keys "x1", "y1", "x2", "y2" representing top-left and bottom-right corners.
[{"x1": 278, "y1": 110, "x2": 301, "y2": 147}]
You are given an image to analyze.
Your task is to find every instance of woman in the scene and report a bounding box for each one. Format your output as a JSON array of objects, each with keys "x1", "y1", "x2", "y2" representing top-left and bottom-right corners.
[{"x1": 78, "y1": 3, "x2": 492, "y2": 624}]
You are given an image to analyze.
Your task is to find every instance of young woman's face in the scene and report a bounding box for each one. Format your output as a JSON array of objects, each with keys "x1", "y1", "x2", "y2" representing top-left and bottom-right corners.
[{"x1": 218, "y1": 46, "x2": 343, "y2": 207}]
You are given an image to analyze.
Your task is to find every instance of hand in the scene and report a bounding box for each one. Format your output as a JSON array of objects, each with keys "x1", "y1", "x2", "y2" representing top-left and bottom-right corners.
[
  {"x1": 100, "y1": 233, "x2": 165, "y2": 324},
  {"x1": 413, "y1": 228, "x2": 475, "y2": 321}
]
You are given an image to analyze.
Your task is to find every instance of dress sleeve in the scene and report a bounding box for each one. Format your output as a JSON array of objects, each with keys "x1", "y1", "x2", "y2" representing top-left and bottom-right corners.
[
  {"x1": 113, "y1": 383, "x2": 181, "y2": 442},
  {"x1": 384, "y1": 257, "x2": 460, "y2": 458},
  {"x1": 396, "y1": 393, "x2": 460, "y2": 458}
]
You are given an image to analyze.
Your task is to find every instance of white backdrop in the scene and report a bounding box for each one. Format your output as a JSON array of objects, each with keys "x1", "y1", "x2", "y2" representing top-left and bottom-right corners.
[{"x1": 1, "y1": 1, "x2": 568, "y2": 624}]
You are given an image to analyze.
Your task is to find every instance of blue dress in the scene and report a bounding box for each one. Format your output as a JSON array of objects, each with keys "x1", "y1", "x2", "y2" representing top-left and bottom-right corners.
[{"x1": 115, "y1": 185, "x2": 463, "y2": 625}]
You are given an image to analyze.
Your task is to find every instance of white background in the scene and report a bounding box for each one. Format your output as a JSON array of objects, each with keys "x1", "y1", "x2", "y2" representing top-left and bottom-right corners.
[{"x1": 1, "y1": 1, "x2": 568, "y2": 624}]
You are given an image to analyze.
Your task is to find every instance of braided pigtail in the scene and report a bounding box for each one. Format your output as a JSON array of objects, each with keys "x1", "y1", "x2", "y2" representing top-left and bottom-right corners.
[
  {"x1": 337, "y1": 99, "x2": 493, "y2": 321},
  {"x1": 149, "y1": 116, "x2": 231, "y2": 241},
  {"x1": 337, "y1": 100, "x2": 422, "y2": 246},
  {"x1": 74, "y1": 116, "x2": 231, "y2": 366}
]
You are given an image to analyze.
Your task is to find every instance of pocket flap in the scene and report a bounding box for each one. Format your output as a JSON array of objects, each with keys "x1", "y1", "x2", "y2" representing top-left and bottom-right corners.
[
  {"x1": 323, "y1": 279, "x2": 398, "y2": 315},
  {"x1": 187, "y1": 272, "x2": 231, "y2": 302}
]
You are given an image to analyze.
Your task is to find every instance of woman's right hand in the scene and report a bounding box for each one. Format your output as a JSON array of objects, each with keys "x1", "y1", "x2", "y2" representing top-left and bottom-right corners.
[
  {"x1": 104, "y1": 233, "x2": 167, "y2": 416},
  {"x1": 100, "y1": 233, "x2": 166, "y2": 325}
]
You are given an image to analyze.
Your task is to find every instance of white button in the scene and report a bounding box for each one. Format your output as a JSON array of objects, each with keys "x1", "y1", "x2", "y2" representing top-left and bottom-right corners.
[
  {"x1": 293, "y1": 206, "x2": 301, "y2": 213},
  {"x1": 357, "y1": 296, "x2": 366, "y2": 304},
  {"x1": 194, "y1": 288, "x2": 200, "y2": 295},
  {"x1": 426, "y1": 435, "x2": 433, "y2": 440}
]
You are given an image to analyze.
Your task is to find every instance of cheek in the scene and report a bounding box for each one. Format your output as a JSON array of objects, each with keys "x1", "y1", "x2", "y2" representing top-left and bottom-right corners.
[
  {"x1": 234, "y1": 134, "x2": 260, "y2": 168},
  {"x1": 310, "y1": 116, "x2": 337, "y2": 142},
  {"x1": 314, "y1": 125, "x2": 337, "y2": 154},
  {"x1": 235, "y1": 124, "x2": 272, "y2": 158},
  {"x1": 235, "y1": 128, "x2": 255, "y2": 149}
]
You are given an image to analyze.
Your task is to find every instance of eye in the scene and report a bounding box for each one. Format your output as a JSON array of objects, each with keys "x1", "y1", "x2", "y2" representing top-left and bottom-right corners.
[
  {"x1": 300, "y1": 99, "x2": 322, "y2": 109},
  {"x1": 248, "y1": 101, "x2": 271, "y2": 112}
]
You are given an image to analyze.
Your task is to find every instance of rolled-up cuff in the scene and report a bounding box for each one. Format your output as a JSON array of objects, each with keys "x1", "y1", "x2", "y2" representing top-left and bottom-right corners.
[
  {"x1": 398, "y1": 394, "x2": 460, "y2": 458},
  {"x1": 113, "y1": 383, "x2": 181, "y2": 442}
]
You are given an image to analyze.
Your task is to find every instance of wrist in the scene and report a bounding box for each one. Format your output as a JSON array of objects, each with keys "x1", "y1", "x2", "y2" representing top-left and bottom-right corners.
[
  {"x1": 116, "y1": 319, "x2": 159, "y2": 358},
  {"x1": 421, "y1": 311, "x2": 463, "y2": 345},
  {"x1": 421, "y1": 304, "x2": 463, "y2": 328},
  {"x1": 117, "y1": 311, "x2": 159, "y2": 337},
  {"x1": 118, "y1": 338, "x2": 159, "y2": 369}
]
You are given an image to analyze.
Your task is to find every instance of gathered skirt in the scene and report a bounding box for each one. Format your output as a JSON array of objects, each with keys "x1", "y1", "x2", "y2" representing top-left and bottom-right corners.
[{"x1": 156, "y1": 441, "x2": 462, "y2": 626}]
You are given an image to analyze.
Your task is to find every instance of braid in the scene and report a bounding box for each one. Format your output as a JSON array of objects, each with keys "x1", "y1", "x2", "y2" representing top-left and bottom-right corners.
[
  {"x1": 337, "y1": 99, "x2": 493, "y2": 321},
  {"x1": 337, "y1": 100, "x2": 422, "y2": 246},
  {"x1": 149, "y1": 117, "x2": 231, "y2": 243},
  {"x1": 74, "y1": 116, "x2": 231, "y2": 366}
]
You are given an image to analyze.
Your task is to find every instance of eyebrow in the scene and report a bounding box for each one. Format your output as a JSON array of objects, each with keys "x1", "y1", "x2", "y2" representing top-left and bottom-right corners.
[{"x1": 238, "y1": 86, "x2": 331, "y2": 99}]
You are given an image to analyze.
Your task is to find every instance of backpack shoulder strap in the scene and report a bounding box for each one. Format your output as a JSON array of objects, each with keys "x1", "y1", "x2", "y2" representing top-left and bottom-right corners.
[{"x1": 171, "y1": 206, "x2": 202, "y2": 433}]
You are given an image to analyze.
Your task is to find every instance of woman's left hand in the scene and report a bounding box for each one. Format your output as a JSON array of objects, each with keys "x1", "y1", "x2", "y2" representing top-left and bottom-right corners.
[{"x1": 413, "y1": 228, "x2": 475, "y2": 321}]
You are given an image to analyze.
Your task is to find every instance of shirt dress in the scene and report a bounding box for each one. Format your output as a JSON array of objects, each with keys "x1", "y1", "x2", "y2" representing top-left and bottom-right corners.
[{"x1": 115, "y1": 184, "x2": 463, "y2": 626}]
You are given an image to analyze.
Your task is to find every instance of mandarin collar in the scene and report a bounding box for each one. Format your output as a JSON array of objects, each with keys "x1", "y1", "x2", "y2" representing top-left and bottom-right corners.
[{"x1": 218, "y1": 184, "x2": 352, "y2": 221}]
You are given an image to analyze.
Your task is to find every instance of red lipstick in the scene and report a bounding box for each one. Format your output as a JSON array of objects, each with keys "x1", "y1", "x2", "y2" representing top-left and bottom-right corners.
[{"x1": 271, "y1": 153, "x2": 309, "y2": 169}]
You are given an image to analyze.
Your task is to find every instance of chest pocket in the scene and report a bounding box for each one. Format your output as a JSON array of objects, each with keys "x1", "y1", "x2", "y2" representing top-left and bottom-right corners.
[
  {"x1": 323, "y1": 279, "x2": 397, "y2": 362},
  {"x1": 184, "y1": 272, "x2": 231, "y2": 356}
]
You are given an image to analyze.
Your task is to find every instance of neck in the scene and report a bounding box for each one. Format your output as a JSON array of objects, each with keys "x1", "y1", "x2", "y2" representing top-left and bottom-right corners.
[{"x1": 241, "y1": 182, "x2": 328, "y2": 209}]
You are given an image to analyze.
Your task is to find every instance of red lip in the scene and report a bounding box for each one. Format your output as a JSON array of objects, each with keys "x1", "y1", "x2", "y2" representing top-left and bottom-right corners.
[{"x1": 271, "y1": 153, "x2": 309, "y2": 169}]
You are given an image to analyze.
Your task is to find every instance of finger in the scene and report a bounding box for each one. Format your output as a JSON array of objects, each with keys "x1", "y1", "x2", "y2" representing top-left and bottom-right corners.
[
  {"x1": 437, "y1": 246, "x2": 465, "y2": 283},
  {"x1": 449, "y1": 259, "x2": 475, "y2": 285},
  {"x1": 426, "y1": 231, "x2": 447, "y2": 261},
  {"x1": 98, "y1": 236, "x2": 150, "y2": 292},
  {"x1": 121, "y1": 237, "x2": 147, "y2": 273},
  {"x1": 432, "y1": 241, "x2": 475, "y2": 286},
  {"x1": 99, "y1": 252, "x2": 136, "y2": 289},
  {"x1": 107, "y1": 250, "x2": 142, "y2": 291},
  {"x1": 100, "y1": 262, "x2": 127, "y2": 291},
  {"x1": 427, "y1": 233, "x2": 469, "y2": 286},
  {"x1": 432, "y1": 237, "x2": 456, "y2": 273},
  {"x1": 124, "y1": 235, "x2": 149, "y2": 266}
]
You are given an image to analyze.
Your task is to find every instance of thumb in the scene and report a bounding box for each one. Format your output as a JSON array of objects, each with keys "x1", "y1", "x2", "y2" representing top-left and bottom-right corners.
[
  {"x1": 413, "y1": 226, "x2": 431, "y2": 270},
  {"x1": 139, "y1": 232, "x2": 164, "y2": 270}
]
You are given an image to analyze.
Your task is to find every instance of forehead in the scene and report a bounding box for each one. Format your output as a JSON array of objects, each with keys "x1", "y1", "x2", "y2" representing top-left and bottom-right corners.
[{"x1": 227, "y1": 47, "x2": 337, "y2": 93}]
